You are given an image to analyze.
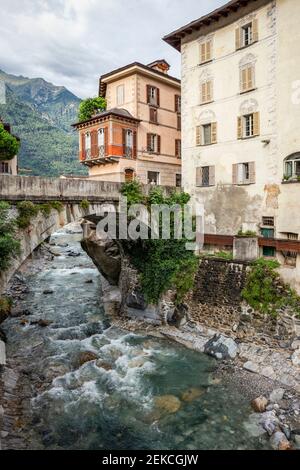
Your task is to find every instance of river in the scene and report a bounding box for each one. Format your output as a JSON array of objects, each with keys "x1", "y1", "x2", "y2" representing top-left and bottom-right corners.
[{"x1": 1, "y1": 225, "x2": 271, "y2": 450}]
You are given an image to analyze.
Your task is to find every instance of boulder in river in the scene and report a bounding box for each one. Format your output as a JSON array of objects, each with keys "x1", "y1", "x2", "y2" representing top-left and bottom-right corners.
[
  {"x1": 154, "y1": 395, "x2": 181, "y2": 414},
  {"x1": 204, "y1": 334, "x2": 238, "y2": 360},
  {"x1": 181, "y1": 387, "x2": 205, "y2": 402},
  {"x1": 77, "y1": 351, "x2": 98, "y2": 367},
  {"x1": 251, "y1": 396, "x2": 268, "y2": 413},
  {"x1": 269, "y1": 388, "x2": 285, "y2": 403},
  {"x1": 270, "y1": 431, "x2": 292, "y2": 450}
]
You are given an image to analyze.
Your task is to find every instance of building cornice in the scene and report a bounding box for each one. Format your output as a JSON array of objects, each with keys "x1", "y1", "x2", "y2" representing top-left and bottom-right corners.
[{"x1": 163, "y1": 0, "x2": 271, "y2": 51}]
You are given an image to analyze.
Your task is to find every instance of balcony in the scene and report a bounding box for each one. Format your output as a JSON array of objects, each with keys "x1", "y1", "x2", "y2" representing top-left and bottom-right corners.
[{"x1": 80, "y1": 146, "x2": 120, "y2": 166}]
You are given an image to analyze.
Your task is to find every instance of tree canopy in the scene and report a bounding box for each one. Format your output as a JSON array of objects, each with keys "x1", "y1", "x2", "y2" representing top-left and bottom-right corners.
[
  {"x1": 78, "y1": 97, "x2": 107, "y2": 122},
  {"x1": 0, "y1": 124, "x2": 20, "y2": 161}
]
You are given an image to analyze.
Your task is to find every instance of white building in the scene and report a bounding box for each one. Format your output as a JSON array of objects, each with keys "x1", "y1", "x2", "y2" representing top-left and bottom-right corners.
[{"x1": 164, "y1": 0, "x2": 300, "y2": 290}]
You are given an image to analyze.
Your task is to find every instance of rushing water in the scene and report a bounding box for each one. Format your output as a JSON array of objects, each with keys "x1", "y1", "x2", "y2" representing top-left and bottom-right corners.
[{"x1": 2, "y1": 226, "x2": 271, "y2": 450}]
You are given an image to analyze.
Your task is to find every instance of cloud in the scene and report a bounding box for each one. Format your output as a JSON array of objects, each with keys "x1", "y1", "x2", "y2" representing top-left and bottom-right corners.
[{"x1": 0, "y1": 0, "x2": 224, "y2": 98}]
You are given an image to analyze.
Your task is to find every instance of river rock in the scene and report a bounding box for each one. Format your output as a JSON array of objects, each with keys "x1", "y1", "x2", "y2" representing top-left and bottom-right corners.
[
  {"x1": 96, "y1": 360, "x2": 112, "y2": 371},
  {"x1": 269, "y1": 388, "x2": 285, "y2": 403},
  {"x1": 259, "y1": 410, "x2": 280, "y2": 436},
  {"x1": 0, "y1": 340, "x2": 6, "y2": 366},
  {"x1": 204, "y1": 334, "x2": 238, "y2": 360},
  {"x1": 181, "y1": 387, "x2": 205, "y2": 402},
  {"x1": 270, "y1": 431, "x2": 292, "y2": 450},
  {"x1": 128, "y1": 357, "x2": 146, "y2": 368},
  {"x1": 77, "y1": 351, "x2": 98, "y2": 367},
  {"x1": 291, "y1": 349, "x2": 300, "y2": 366},
  {"x1": 243, "y1": 413, "x2": 266, "y2": 437},
  {"x1": 67, "y1": 251, "x2": 81, "y2": 258},
  {"x1": 154, "y1": 395, "x2": 181, "y2": 414},
  {"x1": 43, "y1": 290, "x2": 54, "y2": 295},
  {"x1": 251, "y1": 396, "x2": 268, "y2": 413},
  {"x1": 291, "y1": 340, "x2": 300, "y2": 350},
  {"x1": 126, "y1": 291, "x2": 147, "y2": 310}
]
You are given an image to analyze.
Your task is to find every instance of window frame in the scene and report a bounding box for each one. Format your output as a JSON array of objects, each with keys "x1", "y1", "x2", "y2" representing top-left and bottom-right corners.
[
  {"x1": 243, "y1": 113, "x2": 254, "y2": 138},
  {"x1": 202, "y1": 123, "x2": 212, "y2": 145},
  {"x1": 147, "y1": 171, "x2": 160, "y2": 185},
  {"x1": 242, "y1": 23, "x2": 253, "y2": 47},
  {"x1": 116, "y1": 84, "x2": 125, "y2": 106}
]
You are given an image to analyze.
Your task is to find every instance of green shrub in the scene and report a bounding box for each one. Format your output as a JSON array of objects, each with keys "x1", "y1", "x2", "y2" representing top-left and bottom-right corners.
[
  {"x1": 38, "y1": 203, "x2": 52, "y2": 217},
  {"x1": 16, "y1": 201, "x2": 39, "y2": 228},
  {"x1": 78, "y1": 97, "x2": 107, "y2": 122},
  {"x1": 121, "y1": 184, "x2": 198, "y2": 304},
  {"x1": 0, "y1": 123, "x2": 20, "y2": 161},
  {"x1": 80, "y1": 199, "x2": 90, "y2": 211},
  {"x1": 50, "y1": 201, "x2": 64, "y2": 213},
  {"x1": 237, "y1": 229, "x2": 257, "y2": 237},
  {"x1": 0, "y1": 201, "x2": 21, "y2": 270},
  {"x1": 242, "y1": 258, "x2": 300, "y2": 317}
]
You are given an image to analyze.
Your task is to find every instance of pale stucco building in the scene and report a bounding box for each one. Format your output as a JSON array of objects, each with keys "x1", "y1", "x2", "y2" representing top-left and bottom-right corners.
[
  {"x1": 164, "y1": 0, "x2": 300, "y2": 290},
  {"x1": 73, "y1": 60, "x2": 181, "y2": 187}
]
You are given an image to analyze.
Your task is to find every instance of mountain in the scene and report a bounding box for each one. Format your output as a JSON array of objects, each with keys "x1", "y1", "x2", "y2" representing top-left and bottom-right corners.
[{"x1": 0, "y1": 69, "x2": 87, "y2": 177}]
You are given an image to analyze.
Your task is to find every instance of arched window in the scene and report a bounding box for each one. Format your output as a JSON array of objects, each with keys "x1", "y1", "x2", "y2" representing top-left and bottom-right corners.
[
  {"x1": 284, "y1": 153, "x2": 300, "y2": 179},
  {"x1": 125, "y1": 168, "x2": 134, "y2": 182}
]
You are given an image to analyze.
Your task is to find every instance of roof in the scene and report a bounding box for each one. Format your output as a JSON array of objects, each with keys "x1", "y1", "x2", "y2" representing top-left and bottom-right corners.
[
  {"x1": 99, "y1": 61, "x2": 180, "y2": 97},
  {"x1": 72, "y1": 107, "x2": 141, "y2": 128},
  {"x1": 163, "y1": 0, "x2": 267, "y2": 51}
]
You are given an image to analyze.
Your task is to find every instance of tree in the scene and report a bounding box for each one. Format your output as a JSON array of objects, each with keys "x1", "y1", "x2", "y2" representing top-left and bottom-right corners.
[
  {"x1": 78, "y1": 97, "x2": 107, "y2": 122},
  {"x1": 0, "y1": 124, "x2": 20, "y2": 161}
]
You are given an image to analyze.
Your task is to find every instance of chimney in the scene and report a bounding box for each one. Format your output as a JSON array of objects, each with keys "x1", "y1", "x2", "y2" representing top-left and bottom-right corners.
[{"x1": 148, "y1": 60, "x2": 170, "y2": 75}]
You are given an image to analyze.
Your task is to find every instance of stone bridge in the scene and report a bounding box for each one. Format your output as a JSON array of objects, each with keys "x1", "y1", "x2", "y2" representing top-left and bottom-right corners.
[{"x1": 0, "y1": 175, "x2": 175, "y2": 293}]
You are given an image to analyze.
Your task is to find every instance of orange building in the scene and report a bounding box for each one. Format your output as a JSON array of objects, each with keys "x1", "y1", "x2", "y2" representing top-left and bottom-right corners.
[{"x1": 73, "y1": 60, "x2": 181, "y2": 186}]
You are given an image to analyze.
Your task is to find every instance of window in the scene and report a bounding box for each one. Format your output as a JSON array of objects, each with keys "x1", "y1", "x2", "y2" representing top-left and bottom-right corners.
[
  {"x1": 262, "y1": 217, "x2": 275, "y2": 227},
  {"x1": 125, "y1": 168, "x2": 134, "y2": 182},
  {"x1": 177, "y1": 114, "x2": 181, "y2": 131},
  {"x1": 147, "y1": 133, "x2": 160, "y2": 154},
  {"x1": 147, "y1": 85, "x2": 160, "y2": 107},
  {"x1": 236, "y1": 20, "x2": 258, "y2": 50},
  {"x1": 175, "y1": 139, "x2": 181, "y2": 158},
  {"x1": 117, "y1": 84, "x2": 125, "y2": 106},
  {"x1": 238, "y1": 112, "x2": 260, "y2": 139},
  {"x1": 263, "y1": 246, "x2": 276, "y2": 258},
  {"x1": 85, "y1": 132, "x2": 91, "y2": 158},
  {"x1": 261, "y1": 227, "x2": 275, "y2": 239},
  {"x1": 98, "y1": 128, "x2": 105, "y2": 157},
  {"x1": 175, "y1": 95, "x2": 181, "y2": 113},
  {"x1": 201, "y1": 80, "x2": 213, "y2": 104},
  {"x1": 0, "y1": 162, "x2": 10, "y2": 174},
  {"x1": 196, "y1": 166, "x2": 215, "y2": 187},
  {"x1": 284, "y1": 153, "x2": 300, "y2": 180},
  {"x1": 287, "y1": 232, "x2": 299, "y2": 240},
  {"x1": 149, "y1": 107, "x2": 158, "y2": 124},
  {"x1": 176, "y1": 174, "x2": 182, "y2": 187},
  {"x1": 196, "y1": 123, "x2": 217, "y2": 146},
  {"x1": 233, "y1": 162, "x2": 255, "y2": 184},
  {"x1": 240, "y1": 65, "x2": 255, "y2": 93},
  {"x1": 200, "y1": 40, "x2": 212, "y2": 64},
  {"x1": 148, "y1": 171, "x2": 160, "y2": 185}
]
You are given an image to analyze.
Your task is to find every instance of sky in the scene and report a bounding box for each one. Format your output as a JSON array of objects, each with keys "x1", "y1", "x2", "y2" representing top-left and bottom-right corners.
[{"x1": 0, "y1": 0, "x2": 225, "y2": 98}]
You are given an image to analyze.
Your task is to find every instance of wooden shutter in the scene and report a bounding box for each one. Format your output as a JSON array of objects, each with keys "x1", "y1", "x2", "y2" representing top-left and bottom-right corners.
[
  {"x1": 91, "y1": 130, "x2": 98, "y2": 158},
  {"x1": 253, "y1": 112, "x2": 260, "y2": 136},
  {"x1": 249, "y1": 162, "x2": 256, "y2": 183},
  {"x1": 211, "y1": 122, "x2": 217, "y2": 144},
  {"x1": 209, "y1": 166, "x2": 215, "y2": 186},
  {"x1": 133, "y1": 130, "x2": 137, "y2": 158},
  {"x1": 232, "y1": 164, "x2": 238, "y2": 184},
  {"x1": 122, "y1": 128, "x2": 126, "y2": 156},
  {"x1": 146, "y1": 85, "x2": 151, "y2": 104},
  {"x1": 104, "y1": 127, "x2": 108, "y2": 156},
  {"x1": 175, "y1": 139, "x2": 181, "y2": 158},
  {"x1": 206, "y1": 41, "x2": 211, "y2": 61},
  {"x1": 247, "y1": 66, "x2": 254, "y2": 90},
  {"x1": 241, "y1": 68, "x2": 247, "y2": 92},
  {"x1": 200, "y1": 43, "x2": 206, "y2": 63},
  {"x1": 80, "y1": 133, "x2": 85, "y2": 160},
  {"x1": 196, "y1": 167, "x2": 202, "y2": 186},
  {"x1": 252, "y1": 19, "x2": 258, "y2": 43},
  {"x1": 156, "y1": 87, "x2": 160, "y2": 107},
  {"x1": 235, "y1": 27, "x2": 241, "y2": 50},
  {"x1": 157, "y1": 135, "x2": 161, "y2": 154},
  {"x1": 201, "y1": 82, "x2": 206, "y2": 103},
  {"x1": 147, "y1": 133, "x2": 152, "y2": 152},
  {"x1": 196, "y1": 126, "x2": 202, "y2": 146},
  {"x1": 207, "y1": 80, "x2": 213, "y2": 102},
  {"x1": 149, "y1": 107, "x2": 155, "y2": 123},
  {"x1": 237, "y1": 116, "x2": 243, "y2": 139}
]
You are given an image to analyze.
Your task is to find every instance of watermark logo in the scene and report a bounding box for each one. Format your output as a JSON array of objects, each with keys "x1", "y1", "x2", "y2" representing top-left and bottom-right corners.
[{"x1": 95, "y1": 196, "x2": 204, "y2": 251}]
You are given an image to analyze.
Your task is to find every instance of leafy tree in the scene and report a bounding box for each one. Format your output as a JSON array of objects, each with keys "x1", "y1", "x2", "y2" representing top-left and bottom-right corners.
[
  {"x1": 0, "y1": 123, "x2": 20, "y2": 161},
  {"x1": 78, "y1": 97, "x2": 107, "y2": 122}
]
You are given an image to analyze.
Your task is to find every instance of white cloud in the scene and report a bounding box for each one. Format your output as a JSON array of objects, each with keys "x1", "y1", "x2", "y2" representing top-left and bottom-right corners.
[{"x1": 0, "y1": 0, "x2": 224, "y2": 98}]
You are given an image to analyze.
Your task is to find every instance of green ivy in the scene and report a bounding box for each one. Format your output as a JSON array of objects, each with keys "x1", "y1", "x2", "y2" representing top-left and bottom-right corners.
[
  {"x1": 120, "y1": 181, "x2": 198, "y2": 304},
  {"x1": 242, "y1": 258, "x2": 300, "y2": 317},
  {"x1": 0, "y1": 123, "x2": 20, "y2": 161},
  {"x1": 16, "y1": 200, "x2": 65, "y2": 228},
  {"x1": 0, "y1": 201, "x2": 21, "y2": 270},
  {"x1": 80, "y1": 199, "x2": 90, "y2": 211}
]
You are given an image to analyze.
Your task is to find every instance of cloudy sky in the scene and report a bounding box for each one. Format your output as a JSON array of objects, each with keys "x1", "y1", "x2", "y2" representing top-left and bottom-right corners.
[{"x1": 0, "y1": 0, "x2": 224, "y2": 98}]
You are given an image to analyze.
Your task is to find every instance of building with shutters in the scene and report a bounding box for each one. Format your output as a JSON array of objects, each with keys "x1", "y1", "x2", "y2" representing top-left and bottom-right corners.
[
  {"x1": 73, "y1": 60, "x2": 182, "y2": 187},
  {"x1": 164, "y1": 0, "x2": 300, "y2": 290},
  {"x1": 0, "y1": 120, "x2": 18, "y2": 176}
]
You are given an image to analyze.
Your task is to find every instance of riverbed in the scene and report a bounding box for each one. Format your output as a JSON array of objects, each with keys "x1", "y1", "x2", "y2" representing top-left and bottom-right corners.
[{"x1": 0, "y1": 225, "x2": 271, "y2": 450}]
